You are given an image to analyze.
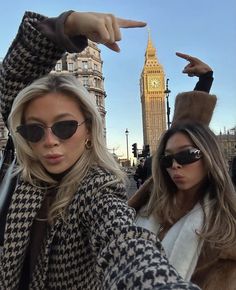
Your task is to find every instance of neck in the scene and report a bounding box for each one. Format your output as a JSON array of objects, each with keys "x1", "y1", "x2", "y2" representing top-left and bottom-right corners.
[{"x1": 176, "y1": 181, "x2": 208, "y2": 213}]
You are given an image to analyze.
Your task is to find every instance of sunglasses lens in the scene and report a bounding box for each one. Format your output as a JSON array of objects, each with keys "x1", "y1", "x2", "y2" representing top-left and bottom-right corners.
[
  {"x1": 17, "y1": 124, "x2": 44, "y2": 142},
  {"x1": 175, "y1": 150, "x2": 192, "y2": 165},
  {"x1": 52, "y1": 120, "x2": 78, "y2": 139},
  {"x1": 160, "y1": 155, "x2": 173, "y2": 168},
  {"x1": 175, "y1": 149, "x2": 200, "y2": 165},
  {"x1": 161, "y1": 149, "x2": 202, "y2": 168}
]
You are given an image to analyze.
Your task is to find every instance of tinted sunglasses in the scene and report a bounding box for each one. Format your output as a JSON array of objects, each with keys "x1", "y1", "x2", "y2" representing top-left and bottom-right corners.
[
  {"x1": 160, "y1": 148, "x2": 202, "y2": 168},
  {"x1": 16, "y1": 119, "x2": 87, "y2": 143}
]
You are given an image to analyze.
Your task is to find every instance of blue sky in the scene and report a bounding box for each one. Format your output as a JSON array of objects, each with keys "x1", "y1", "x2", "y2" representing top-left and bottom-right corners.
[{"x1": 1, "y1": 0, "x2": 236, "y2": 158}]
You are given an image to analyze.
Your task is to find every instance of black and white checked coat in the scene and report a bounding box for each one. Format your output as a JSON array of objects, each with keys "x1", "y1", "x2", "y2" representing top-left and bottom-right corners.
[{"x1": 0, "y1": 11, "x2": 201, "y2": 290}]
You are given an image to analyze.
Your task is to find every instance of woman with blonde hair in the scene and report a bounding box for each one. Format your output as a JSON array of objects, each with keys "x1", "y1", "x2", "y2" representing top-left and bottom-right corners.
[
  {"x1": 134, "y1": 121, "x2": 236, "y2": 289},
  {"x1": 0, "y1": 9, "x2": 201, "y2": 290}
]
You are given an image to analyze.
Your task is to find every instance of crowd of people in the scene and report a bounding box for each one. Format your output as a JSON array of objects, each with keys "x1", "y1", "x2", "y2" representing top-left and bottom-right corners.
[{"x1": 0, "y1": 7, "x2": 235, "y2": 290}]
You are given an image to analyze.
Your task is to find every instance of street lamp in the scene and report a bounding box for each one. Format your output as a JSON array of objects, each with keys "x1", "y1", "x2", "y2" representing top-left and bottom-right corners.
[
  {"x1": 164, "y1": 78, "x2": 171, "y2": 128},
  {"x1": 125, "y1": 128, "x2": 129, "y2": 161}
]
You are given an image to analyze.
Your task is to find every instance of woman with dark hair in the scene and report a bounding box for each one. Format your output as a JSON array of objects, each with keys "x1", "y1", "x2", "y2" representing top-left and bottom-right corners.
[{"x1": 133, "y1": 122, "x2": 236, "y2": 289}]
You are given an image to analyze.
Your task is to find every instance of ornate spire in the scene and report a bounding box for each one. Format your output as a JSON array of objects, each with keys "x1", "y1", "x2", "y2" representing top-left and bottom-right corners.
[
  {"x1": 144, "y1": 28, "x2": 159, "y2": 65},
  {"x1": 145, "y1": 28, "x2": 157, "y2": 59}
]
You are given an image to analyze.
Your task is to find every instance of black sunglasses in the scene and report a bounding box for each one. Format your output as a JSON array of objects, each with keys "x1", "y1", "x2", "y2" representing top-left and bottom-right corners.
[
  {"x1": 16, "y1": 119, "x2": 87, "y2": 143},
  {"x1": 160, "y1": 148, "x2": 202, "y2": 168}
]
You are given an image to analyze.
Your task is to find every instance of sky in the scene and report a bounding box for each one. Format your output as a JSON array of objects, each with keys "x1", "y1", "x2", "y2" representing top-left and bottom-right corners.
[{"x1": 1, "y1": 0, "x2": 236, "y2": 158}]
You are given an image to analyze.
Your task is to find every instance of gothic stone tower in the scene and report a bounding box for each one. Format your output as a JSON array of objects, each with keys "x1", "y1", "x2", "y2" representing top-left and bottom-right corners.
[{"x1": 140, "y1": 32, "x2": 166, "y2": 154}]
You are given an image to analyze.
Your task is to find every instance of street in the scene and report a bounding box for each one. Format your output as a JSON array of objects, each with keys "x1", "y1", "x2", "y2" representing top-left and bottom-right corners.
[{"x1": 126, "y1": 174, "x2": 137, "y2": 198}]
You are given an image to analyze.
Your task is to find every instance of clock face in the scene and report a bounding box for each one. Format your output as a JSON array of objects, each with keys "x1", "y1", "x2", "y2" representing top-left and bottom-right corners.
[{"x1": 148, "y1": 77, "x2": 161, "y2": 90}]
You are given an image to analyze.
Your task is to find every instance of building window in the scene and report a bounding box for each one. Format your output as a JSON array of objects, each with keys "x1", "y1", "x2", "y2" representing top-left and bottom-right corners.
[
  {"x1": 82, "y1": 61, "x2": 88, "y2": 69},
  {"x1": 96, "y1": 95, "x2": 102, "y2": 106},
  {"x1": 94, "y1": 63, "x2": 98, "y2": 71},
  {"x1": 82, "y1": 76, "x2": 89, "y2": 87},
  {"x1": 94, "y1": 78, "x2": 101, "y2": 88},
  {"x1": 68, "y1": 63, "x2": 74, "y2": 72},
  {"x1": 55, "y1": 62, "x2": 62, "y2": 71}
]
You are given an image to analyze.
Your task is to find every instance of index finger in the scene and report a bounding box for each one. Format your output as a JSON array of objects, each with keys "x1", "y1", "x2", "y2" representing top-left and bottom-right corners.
[
  {"x1": 117, "y1": 17, "x2": 147, "y2": 28},
  {"x1": 176, "y1": 52, "x2": 190, "y2": 61}
]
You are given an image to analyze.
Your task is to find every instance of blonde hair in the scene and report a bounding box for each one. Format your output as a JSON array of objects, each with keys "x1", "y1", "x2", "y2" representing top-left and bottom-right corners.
[
  {"x1": 148, "y1": 122, "x2": 236, "y2": 249},
  {"x1": 8, "y1": 74, "x2": 127, "y2": 222}
]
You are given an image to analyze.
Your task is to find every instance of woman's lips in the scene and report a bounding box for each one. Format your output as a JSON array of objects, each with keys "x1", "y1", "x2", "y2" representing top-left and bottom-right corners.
[
  {"x1": 44, "y1": 154, "x2": 64, "y2": 165},
  {"x1": 172, "y1": 174, "x2": 185, "y2": 183}
]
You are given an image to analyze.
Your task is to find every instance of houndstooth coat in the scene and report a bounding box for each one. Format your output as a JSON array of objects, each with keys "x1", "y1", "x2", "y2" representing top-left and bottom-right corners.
[{"x1": 0, "y1": 11, "x2": 201, "y2": 290}]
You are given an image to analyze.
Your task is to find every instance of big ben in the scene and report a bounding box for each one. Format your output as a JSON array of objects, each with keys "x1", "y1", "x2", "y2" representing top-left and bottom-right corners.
[{"x1": 140, "y1": 31, "x2": 166, "y2": 155}]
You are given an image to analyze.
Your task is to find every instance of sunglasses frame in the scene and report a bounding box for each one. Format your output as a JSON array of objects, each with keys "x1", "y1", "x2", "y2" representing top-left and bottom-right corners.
[
  {"x1": 16, "y1": 119, "x2": 87, "y2": 143},
  {"x1": 160, "y1": 148, "x2": 202, "y2": 168}
]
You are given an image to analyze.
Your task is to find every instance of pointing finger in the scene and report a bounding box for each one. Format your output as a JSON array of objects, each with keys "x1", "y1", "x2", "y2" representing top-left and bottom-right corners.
[
  {"x1": 176, "y1": 52, "x2": 191, "y2": 61},
  {"x1": 117, "y1": 18, "x2": 147, "y2": 28}
]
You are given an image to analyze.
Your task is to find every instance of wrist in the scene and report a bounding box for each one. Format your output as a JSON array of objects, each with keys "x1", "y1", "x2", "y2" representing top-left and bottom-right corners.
[
  {"x1": 64, "y1": 11, "x2": 78, "y2": 36},
  {"x1": 199, "y1": 71, "x2": 213, "y2": 78}
]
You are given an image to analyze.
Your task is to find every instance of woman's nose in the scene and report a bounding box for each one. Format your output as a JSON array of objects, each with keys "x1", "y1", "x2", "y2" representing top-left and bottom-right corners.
[
  {"x1": 171, "y1": 159, "x2": 182, "y2": 168},
  {"x1": 43, "y1": 128, "x2": 59, "y2": 146}
]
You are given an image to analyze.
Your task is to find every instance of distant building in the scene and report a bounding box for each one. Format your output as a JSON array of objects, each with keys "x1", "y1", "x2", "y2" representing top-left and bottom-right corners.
[
  {"x1": 0, "y1": 40, "x2": 107, "y2": 150},
  {"x1": 140, "y1": 31, "x2": 166, "y2": 155},
  {"x1": 217, "y1": 127, "x2": 236, "y2": 165}
]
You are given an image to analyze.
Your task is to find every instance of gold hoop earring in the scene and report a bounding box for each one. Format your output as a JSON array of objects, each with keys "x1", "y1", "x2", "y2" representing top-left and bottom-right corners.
[{"x1": 85, "y1": 139, "x2": 92, "y2": 150}]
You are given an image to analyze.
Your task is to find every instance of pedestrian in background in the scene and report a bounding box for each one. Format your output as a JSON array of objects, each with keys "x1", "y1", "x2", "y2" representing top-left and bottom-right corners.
[{"x1": 133, "y1": 158, "x2": 146, "y2": 188}]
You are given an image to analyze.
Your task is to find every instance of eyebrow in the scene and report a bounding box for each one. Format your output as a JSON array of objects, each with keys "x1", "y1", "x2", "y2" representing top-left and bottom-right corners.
[
  {"x1": 25, "y1": 113, "x2": 77, "y2": 123},
  {"x1": 164, "y1": 145, "x2": 193, "y2": 153}
]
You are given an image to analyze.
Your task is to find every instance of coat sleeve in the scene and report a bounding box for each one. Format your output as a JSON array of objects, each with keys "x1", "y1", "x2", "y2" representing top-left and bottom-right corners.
[
  {"x1": 172, "y1": 71, "x2": 216, "y2": 127},
  {"x1": 197, "y1": 260, "x2": 236, "y2": 290},
  {"x1": 82, "y1": 170, "x2": 200, "y2": 289},
  {"x1": 0, "y1": 11, "x2": 87, "y2": 126},
  {"x1": 193, "y1": 71, "x2": 214, "y2": 93},
  {"x1": 171, "y1": 91, "x2": 217, "y2": 127}
]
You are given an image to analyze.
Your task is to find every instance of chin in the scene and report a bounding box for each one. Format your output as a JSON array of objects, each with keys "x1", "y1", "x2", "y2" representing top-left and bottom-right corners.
[{"x1": 43, "y1": 164, "x2": 69, "y2": 175}]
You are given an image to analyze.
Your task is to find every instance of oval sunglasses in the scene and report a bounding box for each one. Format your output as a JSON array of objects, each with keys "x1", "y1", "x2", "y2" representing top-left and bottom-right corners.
[{"x1": 16, "y1": 119, "x2": 88, "y2": 143}]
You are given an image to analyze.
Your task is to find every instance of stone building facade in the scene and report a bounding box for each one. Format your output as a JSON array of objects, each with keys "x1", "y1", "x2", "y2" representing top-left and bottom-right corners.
[{"x1": 217, "y1": 127, "x2": 236, "y2": 166}]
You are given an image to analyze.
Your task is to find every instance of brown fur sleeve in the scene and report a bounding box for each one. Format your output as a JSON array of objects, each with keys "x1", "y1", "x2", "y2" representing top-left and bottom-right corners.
[{"x1": 172, "y1": 91, "x2": 217, "y2": 127}]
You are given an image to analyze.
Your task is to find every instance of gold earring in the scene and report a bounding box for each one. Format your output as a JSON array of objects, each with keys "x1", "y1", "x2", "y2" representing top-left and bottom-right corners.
[{"x1": 85, "y1": 139, "x2": 92, "y2": 150}]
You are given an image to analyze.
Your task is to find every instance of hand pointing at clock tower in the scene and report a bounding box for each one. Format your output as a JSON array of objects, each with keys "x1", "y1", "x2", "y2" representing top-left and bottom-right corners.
[
  {"x1": 65, "y1": 12, "x2": 146, "y2": 52},
  {"x1": 176, "y1": 52, "x2": 212, "y2": 77}
]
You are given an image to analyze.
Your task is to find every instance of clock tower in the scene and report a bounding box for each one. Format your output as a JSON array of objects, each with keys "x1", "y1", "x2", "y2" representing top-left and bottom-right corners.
[{"x1": 140, "y1": 31, "x2": 166, "y2": 155}]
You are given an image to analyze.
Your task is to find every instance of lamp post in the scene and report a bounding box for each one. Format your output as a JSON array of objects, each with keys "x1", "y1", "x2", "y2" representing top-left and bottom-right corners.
[
  {"x1": 164, "y1": 78, "x2": 171, "y2": 128},
  {"x1": 125, "y1": 128, "x2": 129, "y2": 161}
]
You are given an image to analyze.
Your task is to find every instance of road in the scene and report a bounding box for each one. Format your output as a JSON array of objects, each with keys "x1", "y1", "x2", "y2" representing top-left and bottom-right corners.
[{"x1": 126, "y1": 174, "x2": 137, "y2": 198}]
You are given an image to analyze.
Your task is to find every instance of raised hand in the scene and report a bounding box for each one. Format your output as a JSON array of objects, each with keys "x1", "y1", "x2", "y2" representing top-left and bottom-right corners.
[
  {"x1": 65, "y1": 12, "x2": 146, "y2": 52},
  {"x1": 176, "y1": 52, "x2": 212, "y2": 77}
]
